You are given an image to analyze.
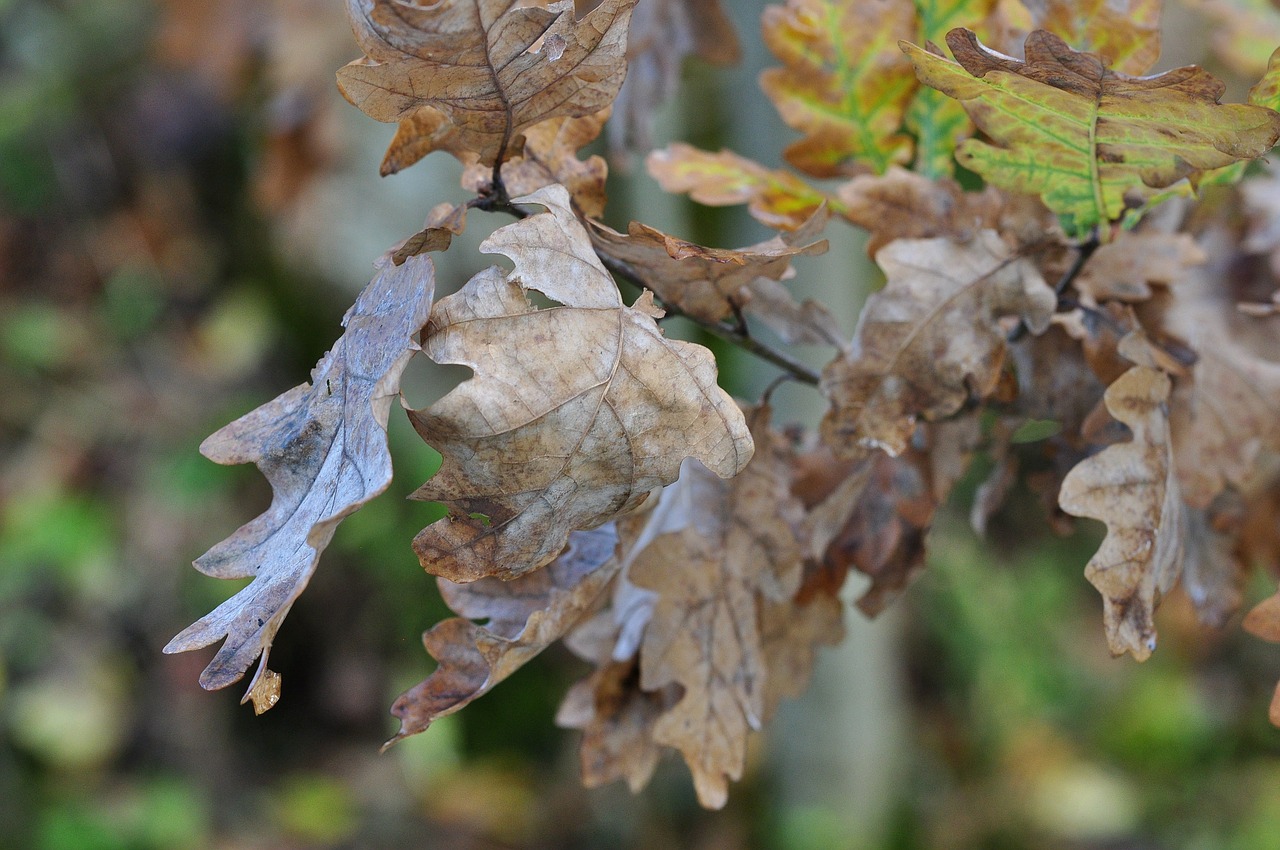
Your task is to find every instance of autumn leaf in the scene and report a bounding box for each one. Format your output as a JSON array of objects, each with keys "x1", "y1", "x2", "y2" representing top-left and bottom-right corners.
[
  {"x1": 164, "y1": 255, "x2": 436, "y2": 699},
  {"x1": 1073, "y1": 231, "x2": 1205, "y2": 302},
  {"x1": 646, "y1": 143, "x2": 833, "y2": 230},
  {"x1": 741, "y1": 277, "x2": 847, "y2": 349},
  {"x1": 392, "y1": 201, "x2": 469, "y2": 265},
  {"x1": 1028, "y1": 0, "x2": 1161, "y2": 75},
  {"x1": 389, "y1": 525, "x2": 620, "y2": 744},
  {"x1": 588, "y1": 208, "x2": 828, "y2": 323},
  {"x1": 821, "y1": 230, "x2": 1054, "y2": 458},
  {"x1": 1182, "y1": 491, "x2": 1245, "y2": 628},
  {"x1": 760, "y1": 0, "x2": 917, "y2": 176},
  {"x1": 1059, "y1": 366, "x2": 1185, "y2": 661},
  {"x1": 408, "y1": 184, "x2": 752, "y2": 583},
  {"x1": 337, "y1": 0, "x2": 637, "y2": 168},
  {"x1": 904, "y1": 29, "x2": 1280, "y2": 237},
  {"x1": 629, "y1": 407, "x2": 803, "y2": 809},
  {"x1": 835, "y1": 166, "x2": 1001, "y2": 256},
  {"x1": 611, "y1": 0, "x2": 740, "y2": 156}
]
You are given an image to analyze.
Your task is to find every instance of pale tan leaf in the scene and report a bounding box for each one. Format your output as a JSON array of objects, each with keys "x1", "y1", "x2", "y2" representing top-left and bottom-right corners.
[
  {"x1": 409, "y1": 184, "x2": 752, "y2": 582},
  {"x1": 389, "y1": 525, "x2": 620, "y2": 743},
  {"x1": 741, "y1": 277, "x2": 847, "y2": 350},
  {"x1": 630, "y1": 407, "x2": 804, "y2": 808},
  {"x1": 164, "y1": 255, "x2": 436, "y2": 697},
  {"x1": 1074, "y1": 232, "x2": 1206, "y2": 303},
  {"x1": 820, "y1": 230, "x2": 1054, "y2": 458},
  {"x1": 835, "y1": 167, "x2": 1001, "y2": 256},
  {"x1": 759, "y1": 592, "x2": 843, "y2": 719},
  {"x1": 1059, "y1": 366, "x2": 1185, "y2": 661},
  {"x1": 588, "y1": 208, "x2": 828, "y2": 323},
  {"x1": 338, "y1": 0, "x2": 637, "y2": 166}
]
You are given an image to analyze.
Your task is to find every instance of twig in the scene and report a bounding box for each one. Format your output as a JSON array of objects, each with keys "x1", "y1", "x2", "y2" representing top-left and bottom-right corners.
[{"x1": 1007, "y1": 233, "x2": 1101, "y2": 342}]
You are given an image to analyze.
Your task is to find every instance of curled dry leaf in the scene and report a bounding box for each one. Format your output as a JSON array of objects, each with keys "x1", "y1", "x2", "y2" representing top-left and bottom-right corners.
[
  {"x1": 1059, "y1": 366, "x2": 1185, "y2": 661},
  {"x1": 588, "y1": 208, "x2": 829, "y2": 324},
  {"x1": 337, "y1": 0, "x2": 637, "y2": 168},
  {"x1": 646, "y1": 143, "x2": 832, "y2": 231},
  {"x1": 610, "y1": 0, "x2": 740, "y2": 157},
  {"x1": 760, "y1": 0, "x2": 917, "y2": 177},
  {"x1": 820, "y1": 230, "x2": 1054, "y2": 458},
  {"x1": 904, "y1": 29, "x2": 1280, "y2": 236},
  {"x1": 391, "y1": 201, "x2": 469, "y2": 265},
  {"x1": 462, "y1": 111, "x2": 611, "y2": 218},
  {"x1": 629, "y1": 407, "x2": 804, "y2": 809},
  {"x1": 164, "y1": 255, "x2": 436, "y2": 699},
  {"x1": 835, "y1": 166, "x2": 1002, "y2": 256},
  {"x1": 389, "y1": 525, "x2": 620, "y2": 744},
  {"x1": 409, "y1": 184, "x2": 753, "y2": 583}
]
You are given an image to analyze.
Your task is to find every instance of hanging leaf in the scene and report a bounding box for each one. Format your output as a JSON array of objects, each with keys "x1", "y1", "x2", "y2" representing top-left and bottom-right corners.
[
  {"x1": 409, "y1": 184, "x2": 752, "y2": 583},
  {"x1": 165, "y1": 255, "x2": 436, "y2": 699}
]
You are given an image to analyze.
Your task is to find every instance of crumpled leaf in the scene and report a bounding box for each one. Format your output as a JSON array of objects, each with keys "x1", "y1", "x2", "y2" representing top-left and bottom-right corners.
[
  {"x1": 588, "y1": 208, "x2": 828, "y2": 323},
  {"x1": 164, "y1": 255, "x2": 436, "y2": 698},
  {"x1": 820, "y1": 230, "x2": 1054, "y2": 458},
  {"x1": 904, "y1": 29, "x2": 1280, "y2": 237},
  {"x1": 1024, "y1": 0, "x2": 1161, "y2": 75},
  {"x1": 409, "y1": 184, "x2": 752, "y2": 583},
  {"x1": 760, "y1": 0, "x2": 917, "y2": 176},
  {"x1": 1059, "y1": 366, "x2": 1185, "y2": 661},
  {"x1": 392, "y1": 201, "x2": 469, "y2": 265},
  {"x1": 629, "y1": 406, "x2": 804, "y2": 809},
  {"x1": 337, "y1": 0, "x2": 637, "y2": 168},
  {"x1": 462, "y1": 111, "x2": 611, "y2": 218},
  {"x1": 389, "y1": 525, "x2": 620, "y2": 744},
  {"x1": 610, "y1": 0, "x2": 740, "y2": 157},
  {"x1": 646, "y1": 143, "x2": 832, "y2": 230},
  {"x1": 835, "y1": 166, "x2": 1002, "y2": 256}
]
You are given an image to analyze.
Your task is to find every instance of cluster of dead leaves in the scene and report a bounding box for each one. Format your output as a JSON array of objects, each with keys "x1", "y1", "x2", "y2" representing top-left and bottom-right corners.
[{"x1": 167, "y1": 0, "x2": 1280, "y2": 809}]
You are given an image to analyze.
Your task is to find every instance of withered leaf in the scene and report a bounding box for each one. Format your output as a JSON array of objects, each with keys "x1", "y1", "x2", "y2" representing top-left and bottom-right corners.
[
  {"x1": 1025, "y1": 0, "x2": 1162, "y2": 75},
  {"x1": 630, "y1": 407, "x2": 804, "y2": 809},
  {"x1": 338, "y1": 0, "x2": 637, "y2": 167},
  {"x1": 392, "y1": 201, "x2": 469, "y2": 265},
  {"x1": 835, "y1": 166, "x2": 1002, "y2": 256},
  {"x1": 409, "y1": 184, "x2": 752, "y2": 583},
  {"x1": 390, "y1": 525, "x2": 620, "y2": 743},
  {"x1": 1074, "y1": 232, "x2": 1206, "y2": 303},
  {"x1": 588, "y1": 209, "x2": 828, "y2": 324},
  {"x1": 741, "y1": 277, "x2": 847, "y2": 350},
  {"x1": 1059, "y1": 366, "x2": 1185, "y2": 661},
  {"x1": 820, "y1": 230, "x2": 1054, "y2": 458},
  {"x1": 165, "y1": 255, "x2": 436, "y2": 698}
]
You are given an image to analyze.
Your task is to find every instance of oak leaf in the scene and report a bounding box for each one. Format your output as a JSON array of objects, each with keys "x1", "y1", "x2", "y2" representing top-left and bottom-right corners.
[
  {"x1": 820, "y1": 230, "x2": 1054, "y2": 458},
  {"x1": 1058, "y1": 366, "x2": 1185, "y2": 661},
  {"x1": 1025, "y1": 0, "x2": 1161, "y2": 75},
  {"x1": 409, "y1": 184, "x2": 752, "y2": 583},
  {"x1": 741, "y1": 277, "x2": 847, "y2": 349},
  {"x1": 337, "y1": 0, "x2": 637, "y2": 168},
  {"x1": 646, "y1": 143, "x2": 832, "y2": 231},
  {"x1": 587, "y1": 209, "x2": 828, "y2": 323},
  {"x1": 392, "y1": 201, "x2": 469, "y2": 265},
  {"x1": 164, "y1": 255, "x2": 436, "y2": 698},
  {"x1": 389, "y1": 525, "x2": 620, "y2": 743},
  {"x1": 835, "y1": 166, "x2": 1002, "y2": 256},
  {"x1": 760, "y1": 0, "x2": 917, "y2": 177},
  {"x1": 1074, "y1": 231, "x2": 1205, "y2": 303},
  {"x1": 629, "y1": 407, "x2": 804, "y2": 809},
  {"x1": 904, "y1": 29, "x2": 1280, "y2": 237}
]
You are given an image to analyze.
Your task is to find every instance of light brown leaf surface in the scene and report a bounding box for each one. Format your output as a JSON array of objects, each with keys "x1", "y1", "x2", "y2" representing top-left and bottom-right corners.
[
  {"x1": 390, "y1": 525, "x2": 620, "y2": 743},
  {"x1": 392, "y1": 201, "x2": 469, "y2": 265},
  {"x1": 409, "y1": 184, "x2": 752, "y2": 583},
  {"x1": 820, "y1": 230, "x2": 1054, "y2": 458},
  {"x1": 1059, "y1": 366, "x2": 1185, "y2": 661},
  {"x1": 835, "y1": 166, "x2": 1002, "y2": 256},
  {"x1": 588, "y1": 209, "x2": 828, "y2": 323},
  {"x1": 629, "y1": 408, "x2": 804, "y2": 809},
  {"x1": 338, "y1": 0, "x2": 637, "y2": 167},
  {"x1": 1074, "y1": 232, "x2": 1206, "y2": 303},
  {"x1": 741, "y1": 277, "x2": 847, "y2": 349},
  {"x1": 164, "y1": 255, "x2": 436, "y2": 697}
]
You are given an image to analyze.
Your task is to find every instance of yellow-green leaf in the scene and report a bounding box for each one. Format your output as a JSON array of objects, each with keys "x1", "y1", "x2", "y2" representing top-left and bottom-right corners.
[
  {"x1": 760, "y1": 0, "x2": 917, "y2": 176},
  {"x1": 905, "y1": 28, "x2": 1280, "y2": 238}
]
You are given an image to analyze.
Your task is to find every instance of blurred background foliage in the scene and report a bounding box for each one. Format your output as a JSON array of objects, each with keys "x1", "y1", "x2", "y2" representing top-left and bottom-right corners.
[{"x1": 2, "y1": 0, "x2": 1280, "y2": 848}]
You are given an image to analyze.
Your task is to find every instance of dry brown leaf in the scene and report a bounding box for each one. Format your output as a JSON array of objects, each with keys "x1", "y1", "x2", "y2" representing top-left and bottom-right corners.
[
  {"x1": 629, "y1": 407, "x2": 804, "y2": 808},
  {"x1": 1074, "y1": 232, "x2": 1206, "y2": 303},
  {"x1": 835, "y1": 167, "x2": 1002, "y2": 256},
  {"x1": 741, "y1": 277, "x2": 847, "y2": 350},
  {"x1": 338, "y1": 0, "x2": 637, "y2": 167},
  {"x1": 588, "y1": 209, "x2": 828, "y2": 324},
  {"x1": 1059, "y1": 366, "x2": 1185, "y2": 661},
  {"x1": 392, "y1": 201, "x2": 469, "y2": 265},
  {"x1": 165, "y1": 255, "x2": 436, "y2": 698},
  {"x1": 409, "y1": 184, "x2": 752, "y2": 583},
  {"x1": 462, "y1": 111, "x2": 611, "y2": 218},
  {"x1": 610, "y1": 0, "x2": 740, "y2": 156},
  {"x1": 1182, "y1": 491, "x2": 1246, "y2": 628},
  {"x1": 820, "y1": 230, "x2": 1054, "y2": 458},
  {"x1": 389, "y1": 525, "x2": 619, "y2": 743}
]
